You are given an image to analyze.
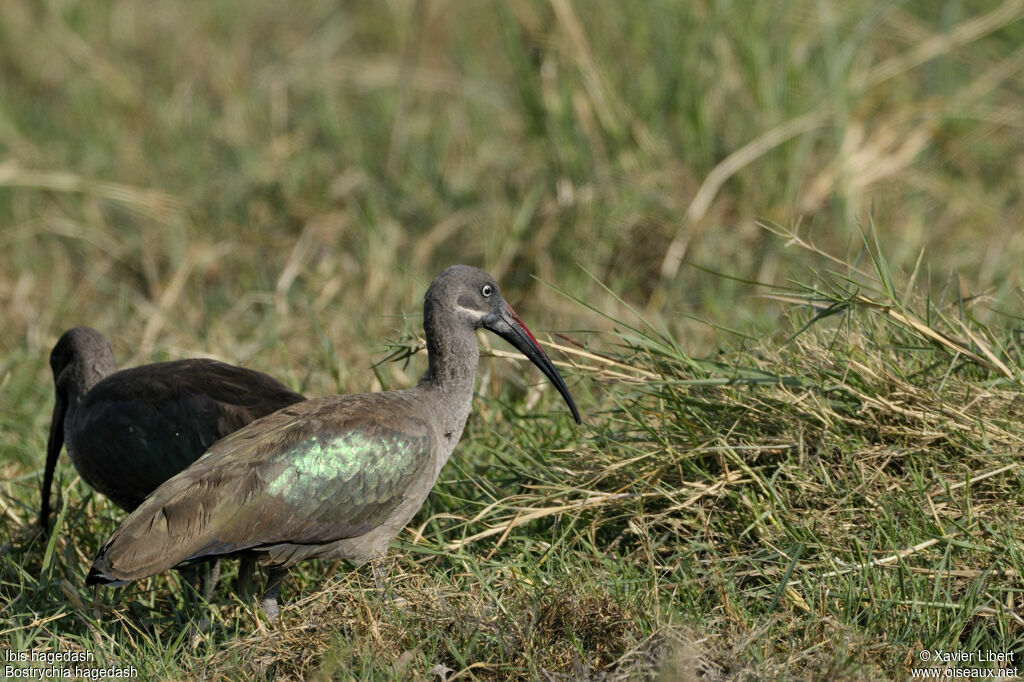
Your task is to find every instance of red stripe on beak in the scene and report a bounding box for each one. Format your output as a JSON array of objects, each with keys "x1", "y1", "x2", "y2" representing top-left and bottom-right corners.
[{"x1": 504, "y1": 302, "x2": 542, "y2": 349}]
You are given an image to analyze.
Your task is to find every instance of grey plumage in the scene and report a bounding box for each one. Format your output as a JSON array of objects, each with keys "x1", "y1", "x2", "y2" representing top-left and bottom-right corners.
[{"x1": 88, "y1": 266, "x2": 580, "y2": 618}]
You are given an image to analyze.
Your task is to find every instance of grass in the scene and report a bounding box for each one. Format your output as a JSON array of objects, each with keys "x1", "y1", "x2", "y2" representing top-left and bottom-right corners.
[{"x1": 2, "y1": 0, "x2": 1024, "y2": 679}]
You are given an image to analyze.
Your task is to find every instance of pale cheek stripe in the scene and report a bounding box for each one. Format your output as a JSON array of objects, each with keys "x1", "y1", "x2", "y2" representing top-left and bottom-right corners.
[{"x1": 456, "y1": 304, "x2": 487, "y2": 319}]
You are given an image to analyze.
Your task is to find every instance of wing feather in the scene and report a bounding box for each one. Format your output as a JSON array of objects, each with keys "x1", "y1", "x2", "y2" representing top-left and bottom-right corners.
[
  {"x1": 91, "y1": 393, "x2": 434, "y2": 581},
  {"x1": 70, "y1": 359, "x2": 305, "y2": 510}
]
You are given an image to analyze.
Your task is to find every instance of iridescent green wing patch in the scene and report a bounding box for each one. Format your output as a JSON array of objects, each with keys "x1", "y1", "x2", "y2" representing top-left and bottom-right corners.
[
  {"x1": 215, "y1": 417, "x2": 434, "y2": 547},
  {"x1": 265, "y1": 425, "x2": 428, "y2": 504}
]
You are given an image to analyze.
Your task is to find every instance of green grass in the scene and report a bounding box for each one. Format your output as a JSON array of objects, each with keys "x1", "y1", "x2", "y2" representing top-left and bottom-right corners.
[{"x1": 2, "y1": 0, "x2": 1024, "y2": 679}]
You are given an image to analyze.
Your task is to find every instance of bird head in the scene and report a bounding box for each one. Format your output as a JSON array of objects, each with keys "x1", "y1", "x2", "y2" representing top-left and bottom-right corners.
[{"x1": 426, "y1": 265, "x2": 581, "y2": 424}]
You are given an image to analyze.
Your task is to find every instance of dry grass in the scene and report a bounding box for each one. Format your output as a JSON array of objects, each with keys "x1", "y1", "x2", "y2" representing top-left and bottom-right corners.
[{"x1": 2, "y1": 0, "x2": 1024, "y2": 679}]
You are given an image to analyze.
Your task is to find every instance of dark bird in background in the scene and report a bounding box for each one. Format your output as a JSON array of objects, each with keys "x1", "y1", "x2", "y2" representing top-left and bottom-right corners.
[
  {"x1": 43, "y1": 326, "x2": 306, "y2": 529},
  {"x1": 87, "y1": 266, "x2": 581, "y2": 620}
]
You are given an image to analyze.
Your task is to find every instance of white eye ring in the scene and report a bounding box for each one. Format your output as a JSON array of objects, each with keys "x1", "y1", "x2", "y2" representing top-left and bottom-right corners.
[{"x1": 481, "y1": 284, "x2": 494, "y2": 297}]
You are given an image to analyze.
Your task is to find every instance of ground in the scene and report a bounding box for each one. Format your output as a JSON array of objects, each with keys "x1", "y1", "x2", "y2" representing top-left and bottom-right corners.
[{"x1": 1, "y1": 1, "x2": 1023, "y2": 679}]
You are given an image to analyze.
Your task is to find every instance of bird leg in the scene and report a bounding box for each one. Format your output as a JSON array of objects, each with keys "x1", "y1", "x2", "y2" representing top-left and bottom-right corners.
[
  {"x1": 177, "y1": 565, "x2": 203, "y2": 602},
  {"x1": 203, "y1": 560, "x2": 221, "y2": 602},
  {"x1": 259, "y1": 566, "x2": 288, "y2": 622},
  {"x1": 236, "y1": 555, "x2": 257, "y2": 600},
  {"x1": 369, "y1": 556, "x2": 408, "y2": 608},
  {"x1": 370, "y1": 556, "x2": 391, "y2": 591}
]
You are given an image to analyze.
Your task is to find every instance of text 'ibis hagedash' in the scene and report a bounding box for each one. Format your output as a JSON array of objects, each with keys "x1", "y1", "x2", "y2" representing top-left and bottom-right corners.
[{"x1": 87, "y1": 266, "x2": 580, "y2": 619}]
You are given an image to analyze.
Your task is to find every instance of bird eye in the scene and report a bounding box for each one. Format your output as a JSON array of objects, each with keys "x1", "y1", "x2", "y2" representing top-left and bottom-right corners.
[{"x1": 481, "y1": 284, "x2": 493, "y2": 297}]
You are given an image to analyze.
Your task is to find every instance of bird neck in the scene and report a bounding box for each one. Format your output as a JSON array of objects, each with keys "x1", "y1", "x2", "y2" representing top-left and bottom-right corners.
[
  {"x1": 417, "y1": 308, "x2": 480, "y2": 444},
  {"x1": 420, "y1": 324, "x2": 480, "y2": 393},
  {"x1": 58, "y1": 355, "x2": 115, "y2": 406}
]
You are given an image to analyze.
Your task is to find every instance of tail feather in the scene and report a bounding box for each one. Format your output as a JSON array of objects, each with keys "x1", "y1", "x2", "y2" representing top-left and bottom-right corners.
[
  {"x1": 86, "y1": 553, "x2": 130, "y2": 587},
  {"x1": 86, "y1": 568, "x2": 127, "y2": 586}
]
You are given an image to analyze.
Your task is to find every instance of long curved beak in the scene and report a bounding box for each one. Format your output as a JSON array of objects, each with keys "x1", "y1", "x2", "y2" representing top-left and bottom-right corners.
[
  {"x1": 483, "y1": 302, "x2": 581, "y2": 424},
  {"x1": 41, "y1": 391, "x2": 67, "y2": 531}
]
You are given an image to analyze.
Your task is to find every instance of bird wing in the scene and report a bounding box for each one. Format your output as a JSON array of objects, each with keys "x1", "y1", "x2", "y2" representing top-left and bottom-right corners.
[
  {"x1": 90, "y1": 393, "x2": 434, "y2": 581},
  {"x1": 143, "y1": 359, "x2": 307, "y2": 433},
  {"x1": 72, "y1": 359, "x2": 306, "y2": 509}
]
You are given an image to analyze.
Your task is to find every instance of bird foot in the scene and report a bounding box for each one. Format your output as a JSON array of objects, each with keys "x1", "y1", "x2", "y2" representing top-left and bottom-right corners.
[
  {"x1": 187, "y1": 616, "x2": 213, "y2": 647},
  {"x1": 257, "y1": 566, "x2": 287, "y2": 624},
  {"x1": 368, "y1": 557, "x2": 410, "y2": 609},
  {"x1": 370, "y1": 556, "x2": 394, "y2": 591},
  {"x1": 258, "y1": 596, "x2": 279, "y2": 623}
]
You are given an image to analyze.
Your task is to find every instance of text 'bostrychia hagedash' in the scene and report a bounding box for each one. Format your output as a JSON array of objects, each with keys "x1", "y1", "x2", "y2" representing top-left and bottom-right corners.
[
  {"x1": 87, "y1": 266, "x2": 581, "y2": 619},
  {"x1": 44, "y1": 327, "x2": 306, "y2": 531}
]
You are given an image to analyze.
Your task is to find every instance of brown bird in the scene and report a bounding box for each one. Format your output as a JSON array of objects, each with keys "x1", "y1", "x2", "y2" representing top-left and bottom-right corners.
[
  {"x1": 87, "y1": 266, "x2": 580, "y2": 619},
  {"x1": 44, "y1": 326, "x2": 305, "y2": 527}
]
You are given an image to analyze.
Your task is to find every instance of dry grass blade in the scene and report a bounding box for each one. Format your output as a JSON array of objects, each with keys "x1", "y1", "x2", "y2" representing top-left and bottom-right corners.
[
  {"x1": 859, "y1": 0, "x2": 1024, "y2": 89},
  {"x1": 0, "y1": 162, "x2": 186, "y2": 221},
  {"x1": 549, "y1": 0, "x2": 623, "y2": 137},
  {"x1": 855, "y1": 294, "x2": 1014, "y2": 378},
  {"x1": 936, "y1": 462, "x2": 1019, "y2": 494},
  {"x1": 807, "y1": 537, "x2": 945, "y2": 582},
  {"x1": 443, "y1": 491, "x2": 637, "y2": 552},
  {"x1": 659, "y1": 110, "x2": 832, "y2": 283}
]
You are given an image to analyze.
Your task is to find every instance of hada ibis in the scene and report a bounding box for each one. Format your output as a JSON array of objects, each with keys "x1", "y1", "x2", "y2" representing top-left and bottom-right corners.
[
  {"x1": 43, "y1": 327, "x2": 306, "y2": 530},
  {"x1": 87, "y1": 266, "x2": 580, "y2": 619}
]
